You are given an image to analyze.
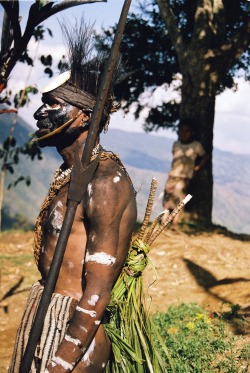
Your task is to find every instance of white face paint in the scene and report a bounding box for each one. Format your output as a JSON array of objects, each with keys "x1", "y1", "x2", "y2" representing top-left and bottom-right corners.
[
  {"x1": 82, "y1": 338, "x2": 95, "y2": 366},
  {"x1": 85, "y1": 252, "x2": 116, "y2": 266},
  {"x1": 45, "y1": 103, "x2": 61, "y2": 111},
  {"x1": 76, "y1": 306, "x2": 97, "y2": 318},
  {"x1": 113, "y1": 176, "x2": 120, "y2": 183},
  {"x1": 51, "y1": 356, "x2": 74, "y2": 370},
  {"x1": 88, "y1": 294, "x2": 99, "y2": 306}
]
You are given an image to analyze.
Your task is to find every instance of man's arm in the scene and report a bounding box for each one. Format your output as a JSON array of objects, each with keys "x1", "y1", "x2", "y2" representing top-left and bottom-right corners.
[{"x1": 46, "y1": 163, "x2": 136, "y2": 372}]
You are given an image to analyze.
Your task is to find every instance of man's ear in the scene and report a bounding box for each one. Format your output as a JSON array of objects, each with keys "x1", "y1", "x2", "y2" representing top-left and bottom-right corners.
[{"x1": 80, "y1": 110, "x2": 91, "y2": 130}]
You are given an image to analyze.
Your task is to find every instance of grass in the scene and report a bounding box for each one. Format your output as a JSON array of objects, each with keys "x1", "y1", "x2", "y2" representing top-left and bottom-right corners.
[
  {"x1": 153, "y1": 303, "x2": 249, "y2": 373},
  {"x1": 0, "y1": 253, "x2": 34, "y2": 268}
]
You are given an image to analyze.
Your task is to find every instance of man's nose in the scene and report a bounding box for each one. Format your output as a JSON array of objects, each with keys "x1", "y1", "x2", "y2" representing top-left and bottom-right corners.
[{"x1": 33, "y1": 105, "x2": 48, "y2": 120}]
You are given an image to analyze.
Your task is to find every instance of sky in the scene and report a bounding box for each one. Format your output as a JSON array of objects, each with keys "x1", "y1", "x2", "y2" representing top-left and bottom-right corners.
[{"x1": 1, "y1": 0, "x2": 250, "y2": 155}]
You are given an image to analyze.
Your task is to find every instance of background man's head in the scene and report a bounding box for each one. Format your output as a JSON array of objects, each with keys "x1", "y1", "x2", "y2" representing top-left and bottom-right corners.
[{"x1": 178, "y1": 118, "x2": 196, "y2": 143}]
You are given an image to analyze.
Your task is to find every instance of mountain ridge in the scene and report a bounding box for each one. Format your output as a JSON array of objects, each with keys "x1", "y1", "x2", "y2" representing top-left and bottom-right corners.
[{"x1": 1, "y1": 114, "x2": 249, "y2": 234}]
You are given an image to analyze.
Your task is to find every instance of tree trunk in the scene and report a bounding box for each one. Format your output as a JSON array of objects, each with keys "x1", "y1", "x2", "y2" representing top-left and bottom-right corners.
[{"x1": 179, "y1": 62, "x2": 216, "y2": 226}]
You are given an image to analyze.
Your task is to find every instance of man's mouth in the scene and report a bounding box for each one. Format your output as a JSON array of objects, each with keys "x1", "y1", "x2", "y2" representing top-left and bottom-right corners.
[{"x1": 31, "y1": 112, "x2": 81, "y2": 143}]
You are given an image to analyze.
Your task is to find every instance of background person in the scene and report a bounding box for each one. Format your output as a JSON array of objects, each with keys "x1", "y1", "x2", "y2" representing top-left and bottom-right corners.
[{"x1": 162, "y1": 118, "x2": 208, "y2": 229}]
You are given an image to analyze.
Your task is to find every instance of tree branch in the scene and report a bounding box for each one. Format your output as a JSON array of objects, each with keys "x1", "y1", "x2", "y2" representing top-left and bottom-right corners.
[
  {"x1": 156, "y1": 0, "x2": 185, "y2": 55},
  {"x1": 32, "y1": 0, "x2": 106, "y2": 26}
]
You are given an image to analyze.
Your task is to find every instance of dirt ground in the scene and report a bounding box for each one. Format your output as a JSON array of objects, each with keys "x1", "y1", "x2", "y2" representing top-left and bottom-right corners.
[{"x1": 0, "y1": 228, "x2": 250, "y2": 372}]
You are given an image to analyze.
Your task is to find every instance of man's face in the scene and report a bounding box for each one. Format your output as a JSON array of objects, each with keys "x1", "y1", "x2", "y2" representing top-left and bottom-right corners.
[{"x1": 34, "y1": 94, "x2": 78, "y2": 146}]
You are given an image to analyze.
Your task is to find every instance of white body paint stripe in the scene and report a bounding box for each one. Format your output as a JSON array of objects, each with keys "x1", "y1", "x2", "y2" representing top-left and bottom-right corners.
[
  {"x1": 52, "y1": 356, "x2": 74, "y2": 370},
  {"x1": 113, "y1": 176, "x2": 120, "y2": 183},
  {"x1": 95, "y1": 320, "x2": 101, "y2": 325},
  {"x1": 65, "y1": 334, "x2": 81, "y2": 346},
  {"x1": 76, "y1": 306, "x2": 97, "y2": 317},
  {"x1": 85, "y1": 252, "x2": 116, "y2": 266},
  {"x1": 87, "y1": 183, "x2": 93, "y2": 196}
]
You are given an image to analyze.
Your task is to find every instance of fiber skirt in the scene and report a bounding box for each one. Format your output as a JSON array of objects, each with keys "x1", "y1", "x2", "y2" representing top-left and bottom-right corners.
[{"x1": 8, "y1": 281, "x2": 77, "y2": 373}]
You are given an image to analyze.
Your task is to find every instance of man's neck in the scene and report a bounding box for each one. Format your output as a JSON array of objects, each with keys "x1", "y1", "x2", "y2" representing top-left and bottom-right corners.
[{"x1": 58, "y1": 137, "x2": 100, "y2": 169}]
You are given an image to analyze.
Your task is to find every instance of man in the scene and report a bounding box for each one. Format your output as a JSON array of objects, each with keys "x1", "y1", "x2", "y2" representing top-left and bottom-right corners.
[{"x1": 9, "y1": 23, "x2": 137, "y2": 372}]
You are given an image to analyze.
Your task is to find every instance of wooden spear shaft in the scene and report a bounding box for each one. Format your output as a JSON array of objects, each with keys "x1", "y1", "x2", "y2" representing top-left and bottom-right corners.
[{"x1": 20, "y1": 1, "x2": 131, "y2": 371}]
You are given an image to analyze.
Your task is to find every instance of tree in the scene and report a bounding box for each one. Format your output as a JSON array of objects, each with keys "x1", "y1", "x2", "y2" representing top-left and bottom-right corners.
[
  {"x1": 97, "y1": 0, "x2": 250, "y2": 225},
  {"x1": 0, "y1": 0, "x2": 105, "y2": 231}
]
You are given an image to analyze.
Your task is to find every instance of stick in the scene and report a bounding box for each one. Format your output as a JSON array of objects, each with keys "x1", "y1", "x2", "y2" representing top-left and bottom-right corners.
[
  {"x1": 138, "y1": 178, "x2": 158, "y2": 241},
  {"x1": 148, "y1": 195, "x2": 192, "y2": 245}
]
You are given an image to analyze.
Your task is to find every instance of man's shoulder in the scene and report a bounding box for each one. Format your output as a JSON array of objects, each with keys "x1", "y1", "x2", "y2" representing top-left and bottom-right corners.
[{"x1": 92, "y1": 152, "x2": 134, "y2": 193}]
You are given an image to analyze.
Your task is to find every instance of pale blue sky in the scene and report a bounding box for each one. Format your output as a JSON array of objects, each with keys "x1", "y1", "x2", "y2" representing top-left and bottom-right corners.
[{"x1": 1, "y1": 0, "x2": 250, "y2": 155}]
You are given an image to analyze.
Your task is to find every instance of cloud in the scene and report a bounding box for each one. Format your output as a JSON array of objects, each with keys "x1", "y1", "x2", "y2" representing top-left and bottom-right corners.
[{"x1": 214, "y1": 80, "x2": 250, "y2": 155}]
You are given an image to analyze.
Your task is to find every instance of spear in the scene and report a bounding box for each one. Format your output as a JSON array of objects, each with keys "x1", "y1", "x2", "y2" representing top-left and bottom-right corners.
[{"x1": 20, "y1": 1, "x2": 132, "y2": 371}]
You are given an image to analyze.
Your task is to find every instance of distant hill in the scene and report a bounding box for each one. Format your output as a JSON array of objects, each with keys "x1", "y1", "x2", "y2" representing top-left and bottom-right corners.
[{"x1": 1, "y1": 113, "x2": 249, "y2": 234}]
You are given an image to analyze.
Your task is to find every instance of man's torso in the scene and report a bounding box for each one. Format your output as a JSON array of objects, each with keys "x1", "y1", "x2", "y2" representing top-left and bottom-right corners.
[{"x1": 37, "y1": 156, "x2": 137, "y2": 301}]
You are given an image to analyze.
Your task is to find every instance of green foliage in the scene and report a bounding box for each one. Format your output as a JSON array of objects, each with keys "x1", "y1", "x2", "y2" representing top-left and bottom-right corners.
[
  {"x1": 33, "y1": 25, "x2": 53, "y2": 41},
  {"x1": 13, "y1": 86, "x2": 39, "y2": 108},
  {"x1": 153, "y1": 303, "x2": 249, "y2": 372},
  {"x1": 221, "y1": 303, "x2": 242, "y2": 320},
  {"x1": 105, "y1": 239, "x2": 168, "y2": 372},
  {"x1": 0, "y1": 134, "x2": 42, "y2": 189},
  {"x1": 19, "y1": 50, "x2": 33, "y2": 66},
  {"x1": 0, "y1": 17, "x2": 56, "y2": 192}
]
